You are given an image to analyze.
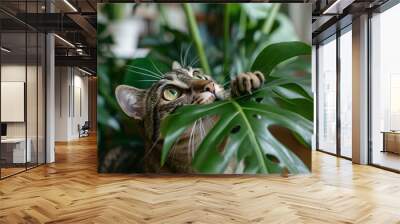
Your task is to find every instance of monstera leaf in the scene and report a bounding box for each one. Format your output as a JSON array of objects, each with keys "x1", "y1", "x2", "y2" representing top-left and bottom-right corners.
[
  {"x1": 251, "y1": 41, "x2": 311, "y2": 76},
  {"x1": 161, "y1": 98, "x2": 312, "y2": 174},
  {"x1": 160, "y1": 41, "x2": 312, "y2": 174}
]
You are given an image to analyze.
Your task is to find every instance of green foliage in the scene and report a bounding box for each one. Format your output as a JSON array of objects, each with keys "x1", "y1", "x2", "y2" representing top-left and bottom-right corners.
[
  {"x1": 251, "y1": 41, "x2": 311, "y2": 77},
  {"x1": 161, "y1": 42, "x2": 312, "y2": 174},
  {"x1": 138, "y1": 4, "x2": 300, "y2": 82},
  {"x1": 98, "y1": 3, "x2": 313, "y2": 174}
]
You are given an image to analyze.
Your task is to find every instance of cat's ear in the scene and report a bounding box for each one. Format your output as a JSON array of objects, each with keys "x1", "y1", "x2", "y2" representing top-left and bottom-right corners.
[
  {"x1": 115, "y1": 85, "x2": 145, "y2": 120},
  {"x1": 172, "y1": 61, "x2": 182, "y2": 70}
]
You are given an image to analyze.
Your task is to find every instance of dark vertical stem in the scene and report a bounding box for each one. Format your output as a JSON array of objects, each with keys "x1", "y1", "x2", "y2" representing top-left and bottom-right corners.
[
  {"x1": 315, "y1": 45, "x2": 319, "y2": 151},
  {"x1": 367, "y1": 11, "x2": 372, "y2": 165},
  {"x1": 37, "y1": 0, "x2": 39, "y2": 167},
  {"x1": 44, "y1": 0, "x2": 47, "y2": 164},
  {"x1": 336, "y1": 29, "x2": 341, "y2": 157},
  {"x1": 25, "y1": 0, "x2": 28, "y2": 171}
]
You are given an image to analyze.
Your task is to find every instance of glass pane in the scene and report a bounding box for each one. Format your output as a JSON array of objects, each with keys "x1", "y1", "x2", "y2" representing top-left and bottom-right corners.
[
  {"x1": 27, "y1": 30, "x2": 38, "y2": 169},
  {"x1": 371, "y1": 4, "x2": 400, "y2": 171},
  {"x1": 318, "y1": 37, "x2": 337, "y2": 154},
  {"x1": 340, "y1": 29, "x2": 352, "y2": 158},
  {"x1": 1, "y1": 30, "x2": 27, "y2": 177},
  {"x1": 0, "y1": 1, "x2": 46, "y2": 178},
  {"x1": 38, "y1": 32, "x2": 45, "y2": 165},
  {"x1": 26, "y1": 0, "x2": 40, "y2": 169}
]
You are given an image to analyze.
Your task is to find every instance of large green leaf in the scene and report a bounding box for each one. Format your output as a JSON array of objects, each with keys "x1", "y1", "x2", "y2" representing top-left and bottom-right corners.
[
  {"x1": 161, "y1": 99, "x2": 312, "y2": 174},
  {"x1": 160, "y1": 41, "x2": 313, "y2": 174},
  {"x1": 251, "y1": 41, "x2": 311, "y2": 77}
]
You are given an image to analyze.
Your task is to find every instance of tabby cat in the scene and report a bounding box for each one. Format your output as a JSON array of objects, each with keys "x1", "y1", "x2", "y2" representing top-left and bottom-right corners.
[{"x1": 115, "y1": 61, "x2": 264, "y2": 173}]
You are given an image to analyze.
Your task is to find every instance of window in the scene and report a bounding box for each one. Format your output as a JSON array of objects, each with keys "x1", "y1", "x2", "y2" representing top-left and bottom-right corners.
[
  {"x1": 339, "y1": 28, "x2": 352, "y2": 158},
  {"x1": 370, "y1": 3, "x2": 400, "y2": 171},
  {"x1": 317, "y1": 36, "x2": 337, "y2": 154}
]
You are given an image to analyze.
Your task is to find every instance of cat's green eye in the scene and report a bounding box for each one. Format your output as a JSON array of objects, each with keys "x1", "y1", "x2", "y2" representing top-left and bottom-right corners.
[{"x1": 163, "y1": 88, "x2": 181, "y2": 101}]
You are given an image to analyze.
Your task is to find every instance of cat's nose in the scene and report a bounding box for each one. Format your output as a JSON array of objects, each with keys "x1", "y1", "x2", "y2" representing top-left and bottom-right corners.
[
  {"x1": 192, "y1": 80, "x2": 215, "y2": 93},
  {"x1": 203, "y1": 82, "x2": 215, "y2": 93}
]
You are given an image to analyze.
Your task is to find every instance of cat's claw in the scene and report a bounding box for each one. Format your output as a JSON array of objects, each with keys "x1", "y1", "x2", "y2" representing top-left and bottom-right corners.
[{"x1": 231, "y1": 71, "x2": 264, "y2": 97}]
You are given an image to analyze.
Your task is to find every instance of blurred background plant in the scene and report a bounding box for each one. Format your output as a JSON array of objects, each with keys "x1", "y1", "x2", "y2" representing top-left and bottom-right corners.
[{"x1": 98, "y1": 3, "x2": 312, "y2": 174}]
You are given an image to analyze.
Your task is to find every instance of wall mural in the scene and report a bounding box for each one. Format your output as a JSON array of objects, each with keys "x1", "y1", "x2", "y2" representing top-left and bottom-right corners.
[{"x1": 97, "y1": 3, "x2": 313, "y2": 174}]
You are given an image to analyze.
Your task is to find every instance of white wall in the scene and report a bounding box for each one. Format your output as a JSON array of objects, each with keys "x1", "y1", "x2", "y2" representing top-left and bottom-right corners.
[
  {"x1": 54, "y1": 67, "x2": 89, "y2": 141},
  {"x1": 1, "y1": 64, "x2": 46, "y2": 164},
  {"x1": 1, "y1": 65, "x2": 41, "y2": 137},
  {"x1": 1, "y1": 65, "x2": 26, "y2": 139},
  {"x1": 55, "y1": 67, "x2": 69, "y2": 141}
]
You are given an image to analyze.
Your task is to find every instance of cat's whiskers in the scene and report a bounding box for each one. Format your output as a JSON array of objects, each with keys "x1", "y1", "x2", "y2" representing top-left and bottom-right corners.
[
  {"x1": 150, "y1": 60, "x2": 164, "y2": 76},
  {"x1": 188, "y1": 120, "x2": 198, "y2": 162},
  {"x1": 135, "y1": 79, "x2": 160, "y2": 82},
  {"x1": 180, "y1": 45, "x2": 184, "y2": 67},
  {"x1": 189, "y1": 57, "x2": 199, "y2": 67},
  {"x1": 183, "y1": 43, "x2": 192, "y2": 67},
  {"x1": 125, "y1": 70, "x2": 161, "y2": 80},
  {"x1": 125, "y1": 69, "x2": 161, "y2": 80},
  {"x1": 126, "y1": 65, "x2": 163, "y2": 78},
  {"x1": 199, "y1": 118, "x2": 206, "y2": 140},
  {"x1": 198, "y1": 119, "x2": 203, "y2": 141},
  {"x1": 223, "y1": 80, "x2": 231, "y2": 87},
  {"x1": 191, "y1": 119, "x2": 201, "y2": 160},
  {"x1": 193, "y1": 120, "x2": 202, "y2": 159},
  {"x1": 204, "y1": 116, "x2": 213, "y2": 132},
  {"x1": 142, "y1": 135, "x2": 161, "y2": 161},
  {"x1": 170, "y1": 135, "x2": 181, "y2": 162},
  {"x1": 126, "y1": 64, "x2": 162, "y2": 76}
]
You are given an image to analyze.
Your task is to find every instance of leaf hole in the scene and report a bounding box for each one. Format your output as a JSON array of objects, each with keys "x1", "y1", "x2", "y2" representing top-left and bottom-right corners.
[
  {"x1": 217, "y1": 138, "x2": 228, "y2": 155},
  {"x1": 253, "y1": 114, "x2": 261, "y2": 120},
  {"x1": 255, "y1": 97, "x2": 263, "y2": 103},
  {"x1": 231, "y1": 125, "x2": 241, "y2": 134},
  {"x1": 265, "y1": 154, "x2": 280, "y2": 164}
]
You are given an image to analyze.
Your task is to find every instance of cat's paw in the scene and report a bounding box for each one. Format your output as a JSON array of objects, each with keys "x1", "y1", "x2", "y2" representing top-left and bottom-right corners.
[{"x1": 231, "y1": 71, "x2": 265, "y2": 97}]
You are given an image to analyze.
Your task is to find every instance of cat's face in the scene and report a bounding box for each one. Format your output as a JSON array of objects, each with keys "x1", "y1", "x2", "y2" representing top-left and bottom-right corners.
[
  {"x1": 154, "y1": 61, "x2": 224, "y2": 117},
  {"x1": 115, "y1": 62, "x2": 223, "y2": 139}
]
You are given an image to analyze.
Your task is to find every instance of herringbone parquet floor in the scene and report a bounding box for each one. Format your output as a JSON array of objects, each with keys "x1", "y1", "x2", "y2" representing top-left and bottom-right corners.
[{"x1": 1, "y1": 135, "x2": 400, "y2": 224}]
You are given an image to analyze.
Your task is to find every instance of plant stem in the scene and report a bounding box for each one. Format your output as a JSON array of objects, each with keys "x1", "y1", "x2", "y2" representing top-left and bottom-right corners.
[
  {"x1": 238, "y1": 7, "x2": 247, "y2": 39},
  {"x1": 223, "y1": 4, "x2": 230, "y2": 77},
  {"x1": 262, "y1": 3, "x2": 281, "y2": 34},
  {"x1": 183, "y1": 3, "x2": 211, "y2": 75},
  {"x1": 158, "y1": 4, "x2": 169, "y2": 27}
]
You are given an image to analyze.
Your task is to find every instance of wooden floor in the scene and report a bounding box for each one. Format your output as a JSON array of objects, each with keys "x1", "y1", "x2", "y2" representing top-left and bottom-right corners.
[
  {"x1": 1, "y1": 167, "x2": 26, "y2": 178},
  {"x1": 1, "y1": 136, "x2": 400, "y2": 223}
]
